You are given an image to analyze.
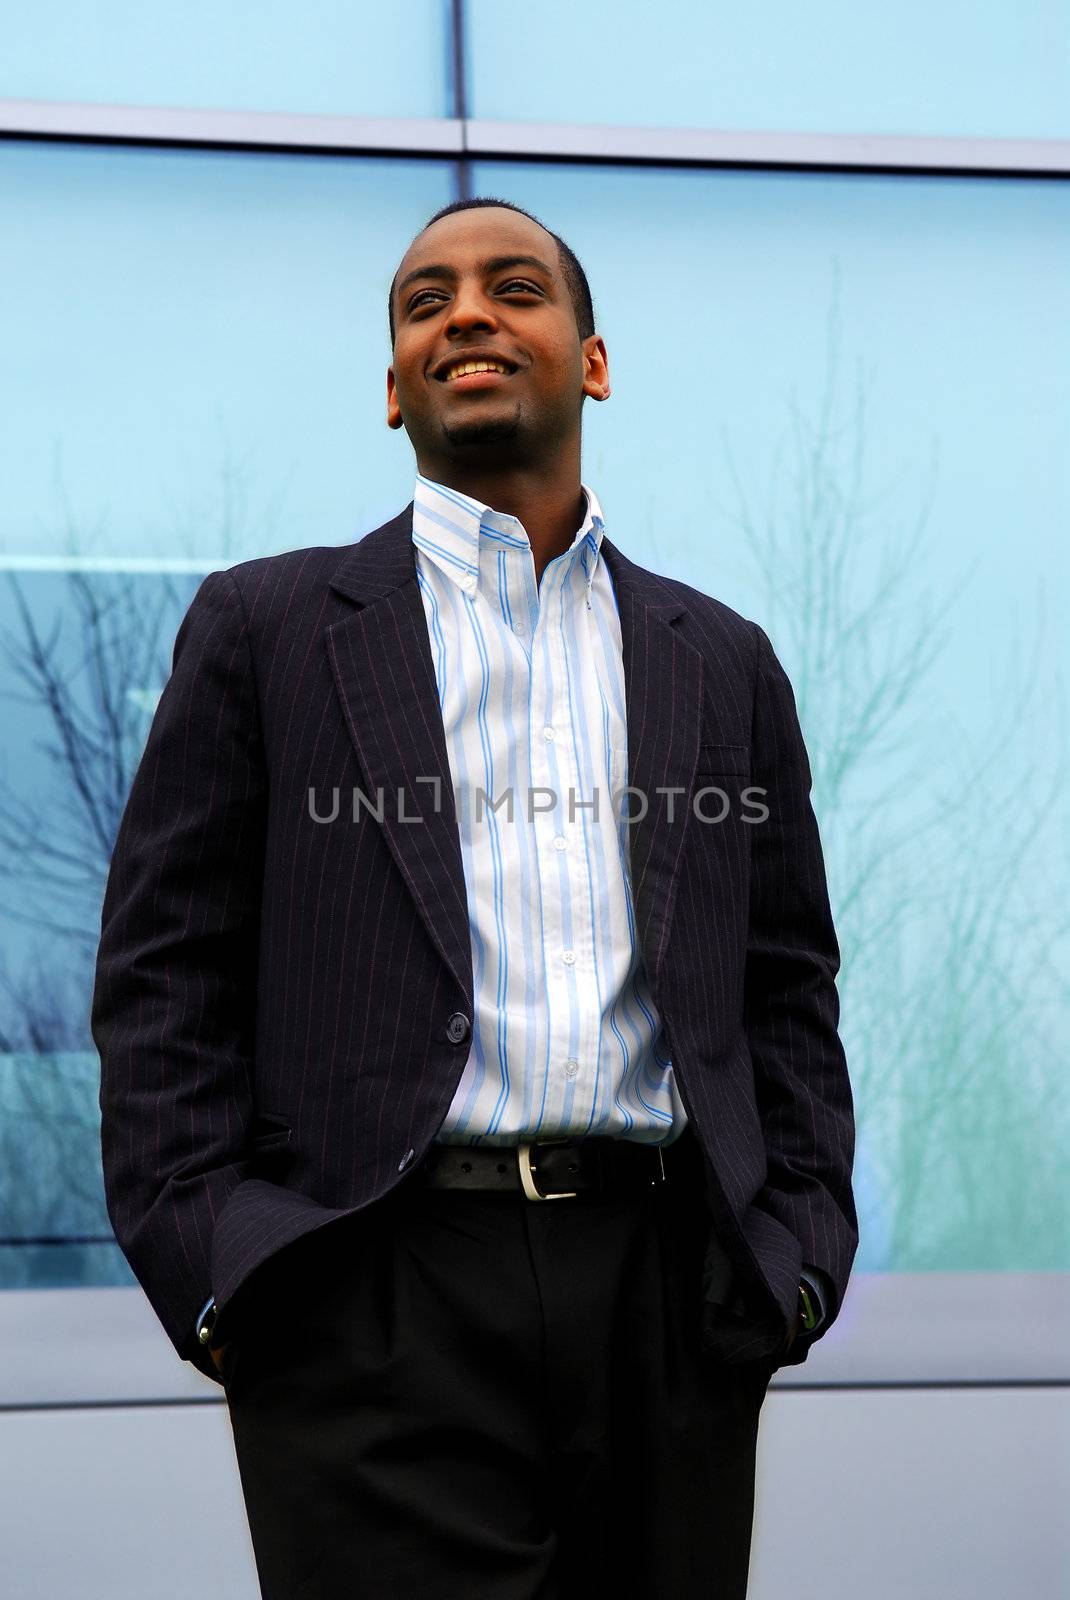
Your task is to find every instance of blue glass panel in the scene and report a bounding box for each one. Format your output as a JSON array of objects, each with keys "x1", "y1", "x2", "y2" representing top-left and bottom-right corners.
[
  {"x1": 0, "y1": 0, "x2": 450, "y2": 118},
  {"x1": 1, "y1": 141, "x2": 451, "y2": 564},
  {"x1": 0, "y1": 141, "x2": 452, "y2": 1286},
  {"x1": 468, "y1": 0, "x2": 1070, "y2": 139},
  {"x1": 0, "y1": 568, "x2": 201, "y2": 1289},
  {"x1": 474, "y1": 160, "x2": 1070, "y2": 1273}
]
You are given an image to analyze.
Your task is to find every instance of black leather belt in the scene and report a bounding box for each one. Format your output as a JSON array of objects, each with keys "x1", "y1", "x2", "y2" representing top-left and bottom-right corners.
[{"x1": 417, "y1": 1136, "x2": 670, "y2": 1200}]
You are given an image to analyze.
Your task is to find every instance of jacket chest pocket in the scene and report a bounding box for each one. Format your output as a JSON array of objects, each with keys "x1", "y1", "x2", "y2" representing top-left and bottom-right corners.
[{"x1": 695, "y1": 742, "x2": 750, "y2": 778}]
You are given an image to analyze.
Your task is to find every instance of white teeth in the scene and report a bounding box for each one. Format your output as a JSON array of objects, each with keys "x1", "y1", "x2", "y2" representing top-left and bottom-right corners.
[{"x1": 445, "y1": 360, "x2": 509, "y2": 381}]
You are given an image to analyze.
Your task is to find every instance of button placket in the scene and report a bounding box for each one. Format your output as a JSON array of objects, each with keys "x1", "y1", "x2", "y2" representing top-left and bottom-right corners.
[
  {"x1": 543, "y1": 702, "x2": 595, "y2": 1109},
  {"x1": 529, "y1": 577, "x2": 586, "y2": 1118}
]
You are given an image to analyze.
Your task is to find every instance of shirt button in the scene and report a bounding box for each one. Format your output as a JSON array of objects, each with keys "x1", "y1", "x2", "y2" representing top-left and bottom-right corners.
[
  {"x1": 562, "y1": 950, "x2": 576, "y2": 965},
  {"x1": 445, "y1": 1012, "x2": 471, "y2": 1044},
  {"x1": 563, "y1": 1059, "x2": 579, "y2": 1079},
  {"x1": 512, "y1": 622, "x2": 525, "y2": 635},
  {"x1": 553, "y1": 835, "x2": 567, "y2": 851},
  {"x1": 543, "y1": 725, "x2": 555, "y2": 741}
]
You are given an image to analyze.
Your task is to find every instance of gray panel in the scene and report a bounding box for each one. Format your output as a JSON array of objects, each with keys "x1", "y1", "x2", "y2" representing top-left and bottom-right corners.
[
  {"x1": 1, "y1": 1272, "x2": 1067, "y2": 1408},
  {"x1": 2, "y1": 99, "x2": 1068, "y2": 172},
  {"x1": 0, "y1": 1386, "x2": 1065, "y2": 1599},
  {"x1": 0, "y1": 97, "x2": 463, "y2": 152},
  {"x1": 0, "y1": 1404, "x2": 259, "y2": 1600},
  {"x1": 750, "y1": 1388, "x2": 1070, "y2": 1600},
  {"x1": 467, "y1": 118, "x2": 1070, "y2": 173}
]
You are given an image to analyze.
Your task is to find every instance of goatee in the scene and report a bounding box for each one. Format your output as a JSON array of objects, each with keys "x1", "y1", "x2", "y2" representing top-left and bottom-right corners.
[{"x1": 443, "y1": 417, "x2": 521, "y2": 449}]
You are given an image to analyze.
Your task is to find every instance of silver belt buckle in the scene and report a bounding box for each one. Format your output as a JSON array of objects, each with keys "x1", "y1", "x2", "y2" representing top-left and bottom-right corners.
[{"x1": 517, "y1": 1140, "x2": 579, "y2": 1201}]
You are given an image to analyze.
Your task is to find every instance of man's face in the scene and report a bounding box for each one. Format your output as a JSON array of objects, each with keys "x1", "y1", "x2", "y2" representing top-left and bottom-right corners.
[{"x1": 387, "y1": 207, "x2": 608, "y2": 468}]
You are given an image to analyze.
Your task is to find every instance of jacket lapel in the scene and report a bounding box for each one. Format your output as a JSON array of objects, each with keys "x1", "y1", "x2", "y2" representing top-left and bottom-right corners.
[
  {"x1": 325, "y1": 506, "x2": 707, "y2": 1013},
  {"x1": 598, "y1": 534, "x2": 707, "y2": 994},
  {"x1": 325, "y1": 506, "x2": 474, "y2": 1008}
]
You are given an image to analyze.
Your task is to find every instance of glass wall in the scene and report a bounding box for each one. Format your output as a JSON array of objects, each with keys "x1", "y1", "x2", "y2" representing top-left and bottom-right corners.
[
  {"x1": 0, "y1": 142, "x2": 454, "y2": 1287},
  {"x1": 466, "y1": 0, "x2": 1070, "y2": 139},
  {"x1": 472, "y1": 159, "x2": 1069, "y2": 1273},
  {"x1": 1, "y1": 3, "x2": 1066, "y2": 1330},
  {"x1": 2, "y1": 142, "x2": 451, "y2": 565},
  {"x1": 0, "y1": 0, "x2": 451, "y2": 117}
]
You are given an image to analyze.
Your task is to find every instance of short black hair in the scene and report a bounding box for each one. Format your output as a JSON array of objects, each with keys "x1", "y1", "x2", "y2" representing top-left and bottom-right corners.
[{"x1": 388, "y1": 196, "x2": 595, "y2": 347}]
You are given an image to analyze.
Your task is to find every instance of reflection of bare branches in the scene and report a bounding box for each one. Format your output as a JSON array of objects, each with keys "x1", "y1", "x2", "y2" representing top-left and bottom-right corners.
[
  {"x1": 722, "y1": 310, "x2": 960, "y2": 813},
  {"x1": 0, "y1": 455, "x2": 290, "y2": 1279},
  {"x1": 0, "y1": 569, "x2": 188, "y2": 968},
  {"x1": 43, "y1": 431, "x2": 295, "y2": 565},
  {"x1": 0, "y1": 1041, "x2": 115, "y2": 1287},
  {"x1": 0, "y1": 569, "x2": 188, "y2": 1278},
  {"x1": 0, "y1": 944, "x2": 90, "y2": 1053},
  {"x1": 167, "y1": 424, "x2": 297, "y2": 562},
  {"x1": 0, "y1": 940, "x2": 112, "y2": 1284},
  {"x1": 723, "y1": 279, "x2": 1069, "y2": 1272}
]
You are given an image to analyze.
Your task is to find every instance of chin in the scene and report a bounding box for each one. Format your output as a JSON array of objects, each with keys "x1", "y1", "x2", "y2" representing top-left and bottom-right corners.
[{"x1": 442, "y1": 415, "x2": 522, "y2": 450}]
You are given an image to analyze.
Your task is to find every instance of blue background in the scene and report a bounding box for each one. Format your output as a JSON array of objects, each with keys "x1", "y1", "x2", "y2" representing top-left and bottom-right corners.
[{"x1": 0, "y1": 4, "x2": 1066, "y2": 1291}]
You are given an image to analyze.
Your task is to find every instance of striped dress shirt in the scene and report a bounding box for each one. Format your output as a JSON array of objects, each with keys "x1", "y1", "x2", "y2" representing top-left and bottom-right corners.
[{"x1": 412, "y1": 471, "x2": 688, "y2": 1149}]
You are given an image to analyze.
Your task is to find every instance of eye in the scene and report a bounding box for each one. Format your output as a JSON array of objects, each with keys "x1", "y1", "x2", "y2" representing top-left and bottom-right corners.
[
  {"x1": 500, "y1": 279, "x2": 541, "y2": 294},
  {"x1": 409, "y1": 289, "x2": 444, "y2": 310}
]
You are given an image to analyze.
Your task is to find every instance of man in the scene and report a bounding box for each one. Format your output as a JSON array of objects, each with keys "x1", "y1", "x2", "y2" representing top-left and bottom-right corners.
[{"x1": 93, "y1": 196, "x2": 857, "y2": 1598}]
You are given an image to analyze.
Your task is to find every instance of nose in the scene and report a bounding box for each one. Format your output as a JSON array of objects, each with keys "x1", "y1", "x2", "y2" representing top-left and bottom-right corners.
[{"x1": 447, "y1": 281, "x2": 498, "y2": 336}]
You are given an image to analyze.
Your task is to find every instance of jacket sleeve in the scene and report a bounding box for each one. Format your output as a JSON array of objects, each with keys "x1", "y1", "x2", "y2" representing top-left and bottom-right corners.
[
  {"x1": 91, "y1": 568, "x2": 267, "y2": 1381},
  {"x1": 745, "y1": 622, "x2": 858, "y2": 1338}
]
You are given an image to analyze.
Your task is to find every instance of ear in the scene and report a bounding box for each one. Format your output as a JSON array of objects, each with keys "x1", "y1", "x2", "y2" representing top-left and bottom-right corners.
[
  {"x1": 581, "y1": 335, "x2": 610, "y2": 402},
  {"x1": 386, "y1": 366, "x2": 404, "y2": 430}
]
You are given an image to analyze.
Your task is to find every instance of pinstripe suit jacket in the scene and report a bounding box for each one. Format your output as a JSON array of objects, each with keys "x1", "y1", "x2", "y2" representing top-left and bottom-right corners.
[{"x1": 92, "y1": 503, "x2": 857, "y2": 1386}]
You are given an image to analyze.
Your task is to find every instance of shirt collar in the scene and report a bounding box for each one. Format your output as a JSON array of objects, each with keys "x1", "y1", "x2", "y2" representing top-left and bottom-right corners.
[{"x1": 412, "y1": 472, "x2": 606, "y2": 603}]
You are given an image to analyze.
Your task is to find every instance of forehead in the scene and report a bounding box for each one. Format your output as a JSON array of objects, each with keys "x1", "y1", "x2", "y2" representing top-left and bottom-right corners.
[{"x1": 395, "y1": 207, "x2": 559, "y2": 286}]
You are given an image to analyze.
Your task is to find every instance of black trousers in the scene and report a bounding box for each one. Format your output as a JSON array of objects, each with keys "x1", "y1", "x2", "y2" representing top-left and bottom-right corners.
[{"x1": 222, "y1": 1135, "x2": 777, "y2": 1599}]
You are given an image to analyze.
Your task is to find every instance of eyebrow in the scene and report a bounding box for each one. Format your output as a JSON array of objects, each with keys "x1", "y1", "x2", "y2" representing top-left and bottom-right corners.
[{"x1": 395, "y1": 253, "x2": 555, "y2": 305}]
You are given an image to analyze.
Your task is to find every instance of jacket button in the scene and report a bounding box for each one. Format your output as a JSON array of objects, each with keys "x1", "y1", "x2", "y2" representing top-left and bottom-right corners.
[{"x1": 445, "y1": 1012, "x2": 471, "y2": 1045}]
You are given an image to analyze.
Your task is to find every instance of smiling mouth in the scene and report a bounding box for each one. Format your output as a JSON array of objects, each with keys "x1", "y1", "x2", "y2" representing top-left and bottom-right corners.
[{"x1": 439, "y1": 358, "x2": 516, "y2": 386}]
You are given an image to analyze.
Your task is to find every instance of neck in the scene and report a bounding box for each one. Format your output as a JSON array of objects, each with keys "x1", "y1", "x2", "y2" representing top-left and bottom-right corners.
[{"x1": 418, "y1": 449, "x2": 587, "y2": 587}]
